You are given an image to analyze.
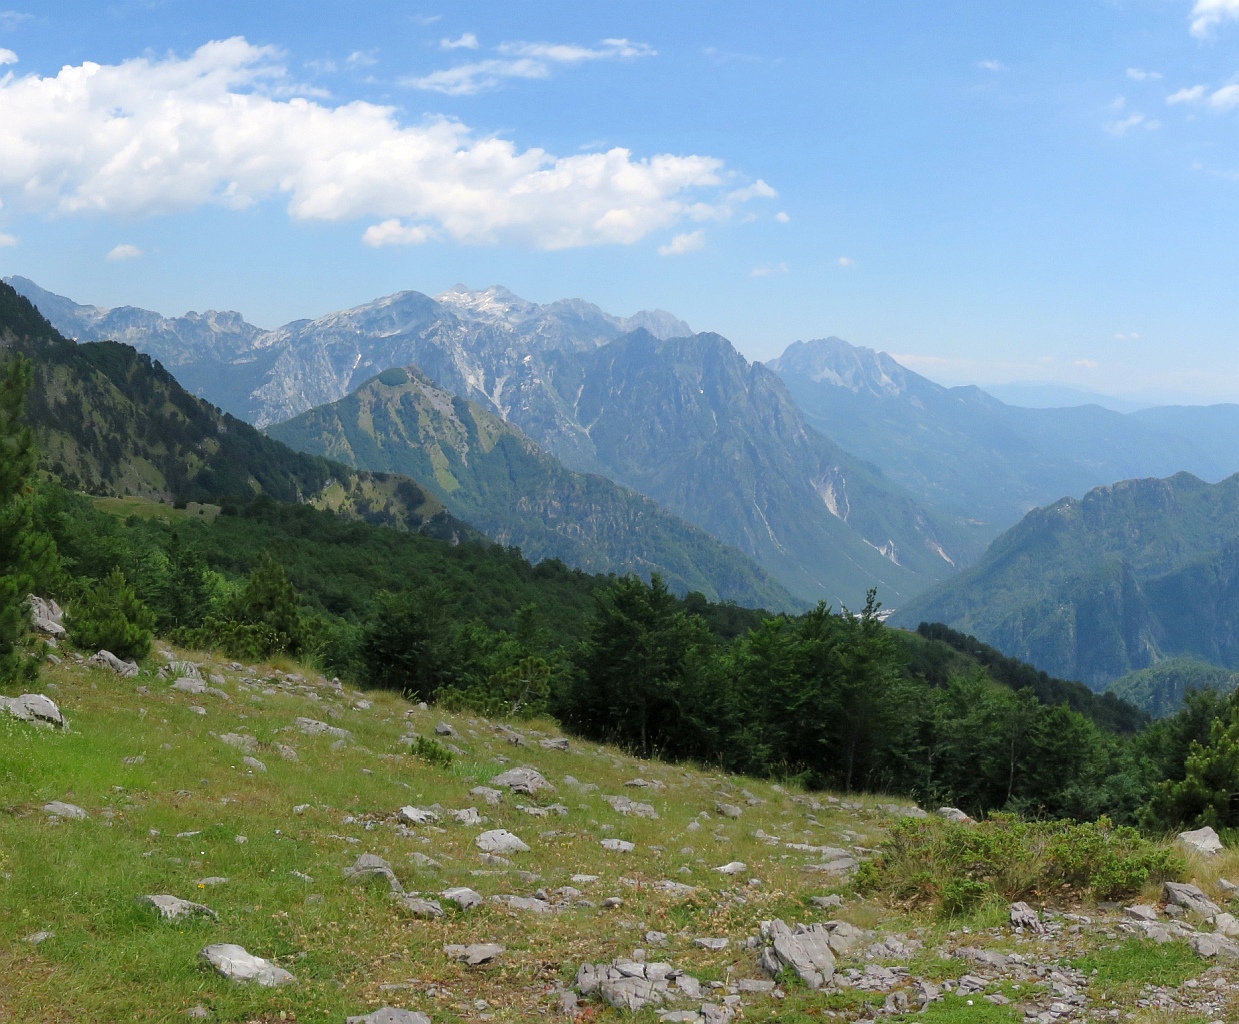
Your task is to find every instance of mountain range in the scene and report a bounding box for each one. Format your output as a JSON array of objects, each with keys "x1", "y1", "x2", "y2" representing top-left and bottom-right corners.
[
  {"x1": 893, "y1": 472, "x2": 1239, "y2": 688},
  {"x1": 770, "y1": 337, "x2": 1239, "y2": 537},
  {"x1": 268, "y1": 364, "x2": 794, "y2": 609},
  {"x1": 9, "y1": 277, "x2": 972, "y2": 607}
]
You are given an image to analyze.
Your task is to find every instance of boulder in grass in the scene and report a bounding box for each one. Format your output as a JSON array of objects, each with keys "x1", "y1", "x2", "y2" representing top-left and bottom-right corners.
[
  {"x1": 43, "y1": 800, "x2": 87, "y2": 820},
  {"x1": 398, "y1": 896, "x2": 443, "y2": 918},
  {"x1": 346, "y1": 1010, "x2": 432, "y2": 1024},
  {"x1": 601, "y1": 838, "x2": 635, "y2": 853},
  {"x1": 398, "y1": 806, "x2": 440, "y2": 825},
  {"x1": 475, "y1": 829, "x2": 530, "y2": 854},
  {"x1": 490, "y1": 766, "x2": 554, "y2": 794},
  {"x1": 445, "y1": 942, "x2": 504, "y2": 965},
  {"x1": 139, "y1": 894, "x2": 218, "y2": 922},
  {"x1": 88, "y1": 650, "x2": 139, "y2": 677},
  {"x1": 1010, "y1": 901, "x2": 1046, "y2": 933},
  {"x1": 441, "y1": 886, "x2": 484, "y2": 910},
  {"x1": 1190, "y1": 932, "x2": 1239, "y2": 959},
  {"x1": 1164, "y1": 881, "x2": 1222, "y2": 917},
  {"x1": 937, "y1": 807, "x2": 973, "y2": 824},
  {"x1": 199, "y1": 943, "x2": 295, "y2": 986},
  {"x1": 758, "y1": 919, "x2": 836, "y2": 989},
  {"x1": 28, "y1": 595, "x2": 65, "y2": 638},
  {"x1": 345, "y1": 854, "x2": 403, "y2": 893},
  {"x1": 295, "y1": 717, "x2": 352, "y2": 740},
  {"x1": 714, "y1": 861, "x2": 747, "y2": 875},
  {"x1": 1, "y1": 693, "x2": 64, "y2": 727},
  {"x1": 1179, "y1": 826, "x2": 1224, "y2": 857}
]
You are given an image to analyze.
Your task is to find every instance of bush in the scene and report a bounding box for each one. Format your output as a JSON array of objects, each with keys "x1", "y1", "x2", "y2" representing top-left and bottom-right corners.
[
  {"x1": 857, "y1": 813, "x2": 1182, "y2": 912},
  {"x1": 67, "y1": 568, "x2": 155, "y2": 660},
  {"x1": 438, "y1": 655, "x2": 553, "y2": 719}
]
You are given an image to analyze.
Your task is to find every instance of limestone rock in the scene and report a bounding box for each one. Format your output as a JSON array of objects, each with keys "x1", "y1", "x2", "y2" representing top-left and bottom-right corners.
[
  {"x1": 399, "y1": 896, "x2": 443, "y2": 918},
  {"x1": 937, "y1": 806, "x2": 973, "y2": 823},
  {"x1": 451, "y1": 806, "x2": 483, "y2": 825},
  {"x1": 601, "y1": 838, "x2": 635, "y2": 853},
  {"x1": 139, "y1": 894, "x2": 218, "y2": 922},
  {"x1": 1164, "y1": 881, "x2": 1222, "y2": 917},
  {"x1": 1010, "y1": 901, "x2": 1046, "y2": 932},
  {"x1": 759, "y1": 919, "x2": 836, "y2": 989},
  {"x1": 1190, "y1": 931, "x2": 1239, "y2": 959},
  {"x1": 445, "y1": 942, "x2": 504, "y2": 965},
  {"x1": 346, "y1": 1009, "x2": 431, "y2": 1024},
  {"x1": 1212, "y1": 912, "x2": 1239, "y2": 937},
  {"x1": 43, "y1": 800, "x2": 87, "y2": 820},
  {"x1": 435, "y1": 722, "x2": 457, "y2": 737},
  {"x1": 345, "y1": 854, "x2": 403, "y2": 893},
  {"x1": 171, "y1": 678, "x2": 207, "y2": 695},
  {"x1": 490, "y1": 766, "x2": 554, "y2": 794},
  {"x1": 88, "y1": 650, "x2": 139, "y2": 677},
  {"x1": 398, "y1": 806, "x2": 440, "y2": 825},
  {"x1": 219, "y1": 733, "x2": 258, "y2": 753},
  {"x1": 28, "y1": 595, "x2": 65, "y2": 637},
  {"x1": 715, "y1": 802, "x2": 742, "y2": 819},
  {"x1": 295, "y1": 717, "x2": 352, "y2": 740},
  {"x1": 441, "y1": 886, "x2": 483, "y2": 910},
  {"x1": 242, "y1": 756, "x2": 266, "y2": 773},
  {"x1": 199, "y1": 943, "x2": 295, "y2": 986},
  {"x1": 1, "y1": 693, "x2": 64, "y2": 727},
  {"x1": 604, "y1": 795, "x2": 659, "y2": 819},
  {"x1": 540, "y1": 737, "x2": 570, "y2": 751},
  {"x1": 1179, "y1": 826, "x2": 1224, "y2": 857},
  {"x1": 694, "y1": 937, "x2": 729, "y2": 950},
  {"x1": 471, "y1": 786, "x2": 503, "y2": 806},
  {"x1": 714, "y1": 861, "x2": 746, "y2": 875},
  {"x1": 476, "y1": 829, "x2": 530, "y2": 854}
]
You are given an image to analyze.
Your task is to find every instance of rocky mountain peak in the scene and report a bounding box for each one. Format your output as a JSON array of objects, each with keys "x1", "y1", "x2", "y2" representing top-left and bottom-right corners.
[{"x1": 768, "y1": 337, "x2": 923, "y2": 398}]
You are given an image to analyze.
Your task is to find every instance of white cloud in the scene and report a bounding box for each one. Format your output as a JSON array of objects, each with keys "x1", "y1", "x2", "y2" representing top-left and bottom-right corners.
[
  {"x1": 440, "y1": 33, "x2": 478, "y2": 50},
  {"x1": 408, "y1": 37, "x2": 655, "y2": 95},
  {"x1": 1075, "y1": 359, "x2": 1100, "y2": 369},
  {"x1": 0, "y1": 47, "x2": 15, "y2": 65},
  {"x1": 0, "y1": 38, "x2": 763, "y2": 250},
  {"x1": 658, "y1": 230, "x2": 704, "y2": 256},
  {"x1": 751, "y1": 262, "x2": 787, "y2": 277},
  {"x1": 1168, "y1": 85, "x2": 1207, "y2": 104},
  {"x1": 346, "y1": 50, "x2": 378, "y2": 67},
  {"x1": 1113, "y1": 332, "x2": 1141, "y2": 341},
  {"x1": 978, "y1": 59, "x2": 1005, "y2": 72},
  {"x1": 411, "y1": 14, "x2": 441, "y2": 26},
  {"x1": 0, "y1": 11, "x2": 30, "y2": 30},
  {"x1": 1126, "y1": 68, "x2": 1162, "y2": 81},
  {"x1": 837, "y1": 256, "x2": 855, "y2": 268},
  {"x1": 774, "y1": 210, "x2": 789, "y2": 223},
  {"x1": 1166, "y1": 82, "x2": 1239, "y2": 110},
  {"x1": 362, "y1": 219, "x2": 434, "y2": 246},
  {"x1": 0, "y1": 231, "x2": 16, "y2": 247},
  {"x1": 106, "y1": 243, "x2": 142, "y2": 260},
  {"x1": 1106, "y1": 112, "x2": 1159, "y2": 135},
  {"x1": 1191, "y1": 0, "x2": 1239, "y2": 37}
]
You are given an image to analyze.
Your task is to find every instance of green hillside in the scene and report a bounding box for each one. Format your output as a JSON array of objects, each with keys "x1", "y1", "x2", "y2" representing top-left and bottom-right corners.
[
  {"x1": 1106, "y1": 658, "x2": 1239, "y2": 718},
  {"x1": 894, "y1": 473, "x2": 1239, "y2": 688},
  {"x1": 268, "y1": 365, "x2": 796, "y2": 610}
]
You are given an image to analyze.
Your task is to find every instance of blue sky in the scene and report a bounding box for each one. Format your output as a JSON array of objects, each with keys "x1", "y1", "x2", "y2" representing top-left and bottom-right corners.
[{"x1": 1, "y1": 1, "x2": 1239, "y2": 402}]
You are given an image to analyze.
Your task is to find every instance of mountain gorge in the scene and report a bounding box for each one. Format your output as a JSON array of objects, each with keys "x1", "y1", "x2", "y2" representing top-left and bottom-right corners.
[
  {"x1": 894, "y1": 472, "x2": 1239, "y2": 688},
  {"x1": 268, "y1": 364, "x2": 795, "y2": 609},
  {"x1": 770, "y1": 337, "x2": 1239, "y2": 536}
]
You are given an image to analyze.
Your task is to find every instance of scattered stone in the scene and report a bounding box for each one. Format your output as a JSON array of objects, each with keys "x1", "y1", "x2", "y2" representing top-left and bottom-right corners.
[
  {"x1": 540, "y1": 737, "x2": 570, "y2": 751},
  {"x1": 171, "y1": 678, "x2": 207, "y2": 695},
  {"x1": 476, "y1": 829, "x2": 530, "y2": 854},
  {"x1": 441, "y1": 886, "x2": 484, "y2": 910},
  {"x1": 1190, "y1": 932, "x2": 1239, "y2": 959},
  {"x1": 694, "y1": 937, "x2": 729, "y2": 951},
  {"x1": 713, "y1": 861, "x2": 746, "y2": 875},
  {"x1": 604, "y1": 795, "x2": 659, "y2": 819},
  {"x1": 88, "y1": 650, "x2": 139, "y2": 677},
  {"x1": 1, "y1": 693, "x2": 64, "y2": 727},
  {"x1": 28, "y1": 595, "x2": 65, "y2": 637},
  {"x1": 601, "y1": 838, "x2": 635, "y2": 853},
  {"x1": 242, "y1": 756, "x2": 266, "y2": 772},
  {"x1": 1179, "y1": 826, "x2": 1225, "y2": 857},
  {"x1": 197, "y1": 877, "x2": 229, "y2": 887},
  {"x1": 471, "y1": 786, "x2": 503, "y2": 806},
  {"x1": 811, "y1": 895, "x2": 844, "y2": 909},
  {"x1": 139, "y1": 894, "x2": 219, "y2": 922},
  {"x1": 187, "y1": 1004, "x2": 209, "y2": 1018},
  {"x1": 451, "y1": 807, "x2": 483, "y2": 825},
  {"x1": 1165, "y1": 881, "x2": 1222, "y2": 917},
  {"x1": 759, "y1": 919, "x2": 835, "y2": 989},
  {"x1": 490, "y1": 894, "x2": 555, "y2": 913},
  {"x1": 293, "y1": 804, "x2": 312, "y2": 815},
  {"x1": 199, "y1": 944, "x2": 295, "y2": 986},
  {"x1": 345, "y1": 853, "x2": 403, "y2": 893},
  {"x1": 295, "y1": 717, "x2": 352, "y2": 740},
  {"x1": 398, "y1": 806, "x2": 441, "y2": 825},
  {"x1": 409, "y1": 852, "x2": 442, "y2": 869},
  {"x1": 346, "y1": 1009, "x2": 431, "y2": 1024},
  {"x1": 24, "y1": 930, "x2": 54, "y2": 945},
  {"x1": 43, "y1": 800, "x2": 87, "y2": 820},
  {"x1": 557, "y1": 989, "x2": 579, "y2": 1016},
  {"x1": 219, "y1": 732, "x2": 258, "y2": 753},
  {"x1": 601, "y1": 897, "x2": 623, "y2": 909},
  {"x1": 490, "y1": 766, "x2": 554, "y2": 794},
  {"x1": 715, "y1": 802, "x2": 742, "y2": 819},
  {"x1": 1010, "y1": 901, "x2": 1046, "y2": 932},
  {"x1": 445, "y1": 942, "x2": 504, "y2": 965},
  {"x1": 277, "y1": 744, "x2": 299, "y2": 761},
  {"x1": 435, "y1": 722, "x2": 457, "y2": 737},
  {"x1": 399, "y1": 896, "x2": 444, "y2": 918},
  {"x1": 937, "y1": 806, "x2": 973, "y2": 823},
  {"x1": 1212, "y1": 912, "x2": 1239, "y2": 937}
]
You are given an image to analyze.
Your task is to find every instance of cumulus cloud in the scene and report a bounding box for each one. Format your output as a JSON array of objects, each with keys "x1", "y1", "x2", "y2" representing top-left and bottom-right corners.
[
  {"x1": 978, "y1": 59, "x2": 1005, "y2": 71},
  {"x1": 106, "y1": 243, "x2": 142, "y2": 260},
  {"x1": 0, "y1": 232, "x2": 16, "y2": 247},
  {"x1": 1113, "y1": 332, "x2": 1141, "y2": 341},
  {"x1": 837, "y1": 256, "x2": 855, "y2": 268},
  {"x1": 1168, "y1": 85, "x2": 1208, "y2": 104},
  {"x1": 1106, "y1": 112, "x2": 1158, "y2": 135},
  {"x1": 346, "y1": 50, "x2": 378, "y2": 67},
  {"x1": 0, "y1": 47, "x2": 15, "y2": 65},
  {"x1": 1191, "y1": 0, "x2": 1239, "y2": 36},
  {"x1": 774, "y1": 210, "x2": 789, "y2": 223},
  {"x1": 0, "y1": 38, "x2": 766, "y2": 250},
  {"x1": 657, "y1": 230, "x2": 704, "y2": 256},
  {"x1": 1075, "y1": 359, "x2": 1100, "y2": 369},
  {"x1": 362, "y1": 219, "x2": 435, "y2": 247},
  {"x1": 441, "y1": 33, "x2": 478, "y2": 50},
  {"x1": 407, "y1": 37, "x2": 655, "y2": 95},
  {"x1": 0, "y1": 11, "x2": 30, "y2": 30},
  {"x1": 1127, "y1": 68, "x2": 1162, "y2": 81}
]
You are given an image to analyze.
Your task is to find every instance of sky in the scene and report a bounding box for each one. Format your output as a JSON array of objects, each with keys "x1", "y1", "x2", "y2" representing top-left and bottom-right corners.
[{"x1": 1, "y1": 1, "x2": 1239, "y2": 403}]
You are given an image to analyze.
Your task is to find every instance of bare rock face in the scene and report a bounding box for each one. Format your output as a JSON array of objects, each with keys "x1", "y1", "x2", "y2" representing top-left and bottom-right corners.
[
  {"x1": 1179, "y1": 825, "x2": 1224, "y2": 857},
  {"x1": 139, "y1": 894, "x2": 219, "y2": 922},
  {"x1": 199, "y1": 943, "x2": 295, "y2": 986},
  {"x1": 759, "y1": 919, "x2": 836, "y2": 989},
  {"x1": 1, "y1": 693, "x2": 64, "y2": 727},
  {"x1": 490, "y1": 766, "x2": 554, "y2": 795},
  {"x1": 28, "y1": 595, "x2": 65, "y2": 638}
]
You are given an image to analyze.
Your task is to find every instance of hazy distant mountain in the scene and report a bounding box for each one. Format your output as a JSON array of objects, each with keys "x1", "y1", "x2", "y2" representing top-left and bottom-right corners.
[
  {"x1": 981, "y1": 382, "x2": 1147, "y2": 413},
  {"x1": 769, "y1": 337, "x2": 1239, "y2": 534},
  {"x1": 1104, "y1": 658, "x2": 1239, "y2": 718},
  {"x1": 893, "y1": 472, "x2": 1239, "y2": 688},
  {"x1": 268, "y1": 364, "x2": 796, "y2": 610}
]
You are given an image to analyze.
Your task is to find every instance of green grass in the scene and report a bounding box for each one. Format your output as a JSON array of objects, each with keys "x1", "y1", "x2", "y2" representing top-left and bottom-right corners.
[
  {"x1": 893, "y1": 993, "x2": 1022, "y2": 1024},
  {"x1": 1071, "y1": 938, "x2": 1202, "y2": 988}
]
